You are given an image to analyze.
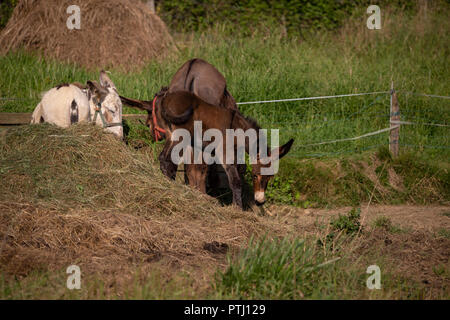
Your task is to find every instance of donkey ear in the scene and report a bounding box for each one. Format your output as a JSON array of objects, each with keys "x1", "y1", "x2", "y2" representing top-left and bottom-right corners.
[
  {"x1": 87, "y1": 80, "x2": 108, "y2": 101},
  {"x1": 99, "y1": 70, "x2": 116, "y2": 90},
  {"x1": 271, "y1": 138, "x2": 294, "y2": 160},
  {"x1": 119, "y1": 95, "x2": 153, "y2": 112}
]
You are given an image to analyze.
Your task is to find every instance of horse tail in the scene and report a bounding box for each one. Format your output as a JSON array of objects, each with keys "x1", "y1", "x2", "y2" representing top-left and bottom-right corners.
[
  {"x1": 161, "y1": 104, "x2": 193, "y2": 125},
  {"x1": 70, "y1": 99, "x2": 79, "y2": 124},
  {"x1": 30, "y1": 102, "x2": 44, "y2": 124}
]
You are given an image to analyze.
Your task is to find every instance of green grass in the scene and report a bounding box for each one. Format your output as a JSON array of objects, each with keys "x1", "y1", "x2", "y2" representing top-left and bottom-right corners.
[
  {"x1": 214, "y1": 236, "x2": 349, "y2": 299},
  {"x1": 213, "y1": 234, "x2": 433, "y2": 299},
  {"x1": 373, "y1": 216, "x2": 408, "y2": 234},
  {"x1": 436, "y1": 228, "x2": 450, "y2": 239},
  {"x1": 330, "y1": 208, "x2": 362, "y2": 235},
  {"x1": 264, "y1": 146, "x2": 449, "y2": 207},
  {"x1": 0, "y1": 267, "x2": 195, "y2": 299}
]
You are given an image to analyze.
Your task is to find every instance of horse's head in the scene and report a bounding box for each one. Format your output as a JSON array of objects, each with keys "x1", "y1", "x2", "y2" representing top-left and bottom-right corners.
[
  {"x1": 251, "y1": 138, "x2": 294, "y2": 206},
  {"x1": 86, "y1": 71, "x2": 123, "y2": 138}
]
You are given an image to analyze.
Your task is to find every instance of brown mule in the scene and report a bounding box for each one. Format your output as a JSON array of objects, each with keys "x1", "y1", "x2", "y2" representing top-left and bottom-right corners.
[
  {"x1": 120, "y1": 58, "x2": 243, "y2": 192},
  {"x1": 158, "y1": 91, "x2": 294, "y2": 209}
]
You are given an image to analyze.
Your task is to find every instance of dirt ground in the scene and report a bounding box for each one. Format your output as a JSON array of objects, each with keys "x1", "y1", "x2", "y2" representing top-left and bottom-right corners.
[
  {"x1": 263, "y1": 204, "x2": 450, "y2": 298},
  {"x1": 1, "y1": 202, "x2": 449, "y2": 298},
  {"x1": 264, "y1": 204, "x2": 450, "y2": 233}
]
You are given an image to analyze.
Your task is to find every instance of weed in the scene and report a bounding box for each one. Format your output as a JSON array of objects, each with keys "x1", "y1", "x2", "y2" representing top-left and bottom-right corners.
[
  {"x1": 373, "y1": 216, "x2": 406, "y2": 234},
  {"x1": 376, "y1": 146, "x2": 393, "y2": 163},
  {"x1": 436, "y1": 228, "x2": 450, "y2": 239},
  {"x1": 331, "y1": 208, "x2": 362, "y2": 235}
]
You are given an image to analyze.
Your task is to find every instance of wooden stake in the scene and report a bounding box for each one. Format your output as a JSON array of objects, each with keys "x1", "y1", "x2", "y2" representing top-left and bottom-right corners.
[
  {"x1": 389, "y1": 82, "x2": 400, "y2": 157},
  {"x1": 147, "y1": 0, "x2": 155, "y2": 13}
]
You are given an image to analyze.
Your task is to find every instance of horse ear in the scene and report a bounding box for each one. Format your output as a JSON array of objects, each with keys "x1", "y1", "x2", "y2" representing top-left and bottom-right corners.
[
  {"x1": 99, "y1": 70, "x2": 116, "y2": 90},
  {"x1": 271, "y1": 138, "x2": 294, "y2": 160}
]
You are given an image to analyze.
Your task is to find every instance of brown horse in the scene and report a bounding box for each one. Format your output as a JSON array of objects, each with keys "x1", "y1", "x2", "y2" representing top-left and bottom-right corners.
[
  {"x1": 119, "y1": 58, "x2": 242, "y2": 191},
  {"x1": 158, "y1": 91, "x2": 294, "y2": 209}
]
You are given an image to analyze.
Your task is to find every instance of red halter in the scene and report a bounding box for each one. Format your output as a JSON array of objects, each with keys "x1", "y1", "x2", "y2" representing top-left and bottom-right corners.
[{"x1": 152, "y1": 96, "x2": 166, "y2": 142}]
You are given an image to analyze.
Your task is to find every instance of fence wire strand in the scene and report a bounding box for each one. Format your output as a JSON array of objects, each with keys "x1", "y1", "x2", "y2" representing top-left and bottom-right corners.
[{"x1": 1, "y1": 89, "x2": 449, "y2": 158}]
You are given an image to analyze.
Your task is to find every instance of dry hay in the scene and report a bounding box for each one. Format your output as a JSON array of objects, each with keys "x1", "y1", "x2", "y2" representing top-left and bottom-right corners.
[
  {"x1": 0, "y1": 0, "x2": 176, "y2": 70},
  {"x1": 0, "y1": 124, "x2": 272, "y2": 297}
]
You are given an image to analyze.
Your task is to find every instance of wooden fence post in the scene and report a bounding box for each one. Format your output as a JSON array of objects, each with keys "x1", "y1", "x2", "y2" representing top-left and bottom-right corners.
[
  {"x1": 389, "y1": 82, "x2": 400, "y2": 157},
  {"x1": 146, "y1": 0, "x2": 155, "y2": 13}
]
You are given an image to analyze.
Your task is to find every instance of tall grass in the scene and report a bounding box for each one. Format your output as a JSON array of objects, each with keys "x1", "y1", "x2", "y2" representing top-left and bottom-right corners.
[
  {"x1": 0, "y1": 4, "x2": 448, "y2": 160},
  {"x1": 215, "y1": 236, "x2": 355, "y2": 299},
  {"x1": 213, "y1": 234, "x2": 427, "y2": 300}
]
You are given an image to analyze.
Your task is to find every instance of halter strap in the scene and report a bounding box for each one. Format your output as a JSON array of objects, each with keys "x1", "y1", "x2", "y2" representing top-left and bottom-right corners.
[
  {"x1": 93, "y1": 103, "x2": 122, "y2": 128},
  {"x1": 152, "y1": 96, "x2": 166, "y2": 142}
]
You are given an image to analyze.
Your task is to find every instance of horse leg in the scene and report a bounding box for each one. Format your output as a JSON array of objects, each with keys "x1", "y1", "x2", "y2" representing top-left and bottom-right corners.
[
  {"x1": 207, "y1": 164, "x2": 220, "y2": 189},
  {"x1": 237, "y1": 163, "x2": 247, "y2": 178},
  {"x1": 159, "y1": 142, "x2": 177, "y2": 180},
  {"x1": 184, "y1": 163, "x2": 190, "y2": 185},
  {"x1": 186, "y1": 164, "x2": 208, "y2": 193},
  {"x1": 223, "y1": 164, "x2": 243, "y2": 209},
  {"x1": 197, "y1": 164, "x2": 208, "y2": 193}
]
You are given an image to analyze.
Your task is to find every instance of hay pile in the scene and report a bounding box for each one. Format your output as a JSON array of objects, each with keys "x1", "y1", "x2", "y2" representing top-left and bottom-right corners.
[
  {"x1": 0, "y1": 124, "x2": 270, "y2": 297},
  {"x1": 0, "y1": 0, "x2": 175, "y2": 70}
]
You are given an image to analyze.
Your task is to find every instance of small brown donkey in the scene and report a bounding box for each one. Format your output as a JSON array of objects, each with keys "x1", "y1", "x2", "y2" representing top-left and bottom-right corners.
[
  {"x1": 120, "y1": 58, "x2": 243, "y2": 191},
  {"x1": 158, "y1": 91, "x2": 294, "y2": 209}
]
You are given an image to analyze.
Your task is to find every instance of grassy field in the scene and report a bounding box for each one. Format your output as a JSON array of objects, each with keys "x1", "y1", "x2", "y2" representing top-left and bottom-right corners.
[{"x1": 0, "y1": 4, "x2": 449, "y2": 299}]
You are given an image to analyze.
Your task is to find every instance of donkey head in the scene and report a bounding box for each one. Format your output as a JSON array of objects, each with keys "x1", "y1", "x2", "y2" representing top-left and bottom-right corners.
[
  {"x1": 251, "y1": 138, "x2": 294, "y2": 206},
  {"x1": 86, "y1": 71, "x2": 123, "y2": 138}
]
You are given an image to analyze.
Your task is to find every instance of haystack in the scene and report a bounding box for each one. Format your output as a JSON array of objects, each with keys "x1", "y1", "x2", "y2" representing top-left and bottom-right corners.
[
  {"x1": 0, "y1": 124, "x2": 271, "y2": 296},
  {"x1": 0, "y1": 0, "x2": 176, "y2": 70}
]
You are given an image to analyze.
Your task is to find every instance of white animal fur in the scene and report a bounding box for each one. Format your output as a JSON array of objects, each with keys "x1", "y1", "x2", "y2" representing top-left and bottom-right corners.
[
  {"x1": 31, "y1": 71, "x2": 123, "y2": 138},
  {"x1": 31, "y1": 84, "x2": 90, "y2": 128}
]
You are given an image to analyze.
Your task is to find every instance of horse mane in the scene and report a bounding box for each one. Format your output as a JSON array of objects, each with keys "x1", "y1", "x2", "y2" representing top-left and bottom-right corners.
[
  {"x1": 242, "y1": 114, "x2": 261, "y2": 131},
  {"x1": 156, "y1": 86, "x2": 169, "y2": 98},
  {"x1": 55, "y1": 82, "x2": 87, "y2": 91},
  {"x1": 55, "y1": 83, "x2": 69, "y2": 90}
]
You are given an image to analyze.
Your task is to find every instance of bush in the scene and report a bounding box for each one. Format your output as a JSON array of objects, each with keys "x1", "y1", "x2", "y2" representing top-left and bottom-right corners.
[
  {"x1": 330, "y1": 207, "x2": 362, "y2": 235},
  {"x1": 158, "y1": 0, "x2": 418, "y2": 36},
  {"x1": 0, "y1": 0, "x2": 17, "y2": 29}
]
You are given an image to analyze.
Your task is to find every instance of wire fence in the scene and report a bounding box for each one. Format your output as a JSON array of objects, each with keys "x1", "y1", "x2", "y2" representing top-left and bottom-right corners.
[
  {"x1": 235, "y1": 88, "x2": 449, "y2": 158},
  {"x1": 1, "y1": 88, "x2": 449, "y2": 159}
]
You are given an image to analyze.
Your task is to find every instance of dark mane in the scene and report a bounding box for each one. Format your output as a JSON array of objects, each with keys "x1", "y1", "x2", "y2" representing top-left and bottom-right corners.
[
  {"x1": 243, "y1": 115, "x2": 261, "y2": 131},
  {"x1": 56, "y1": 83, "x2": 69, "y2": 90},
  {"x1": 155, "y1": 86, "x2": 169, "y2": 98}
]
